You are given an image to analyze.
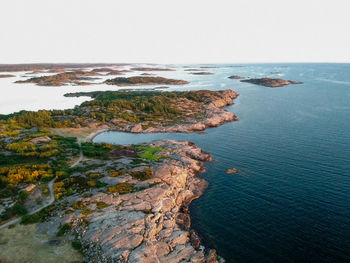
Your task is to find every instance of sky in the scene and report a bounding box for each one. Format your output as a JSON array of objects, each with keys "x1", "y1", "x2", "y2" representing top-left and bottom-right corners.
[{"x1": 1, "y1": 0, "x2": 350, "y2": 64}]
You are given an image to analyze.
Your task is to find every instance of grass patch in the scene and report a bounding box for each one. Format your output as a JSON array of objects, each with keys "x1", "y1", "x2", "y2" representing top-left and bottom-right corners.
[{"x1": 136, "y1": 146, "x2": 166, "y2": 161}]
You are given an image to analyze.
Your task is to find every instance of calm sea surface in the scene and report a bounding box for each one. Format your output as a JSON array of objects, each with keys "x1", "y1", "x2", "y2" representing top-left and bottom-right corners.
[{"x1": 94, "y1": 64, "x2": 350, "y2": 262}]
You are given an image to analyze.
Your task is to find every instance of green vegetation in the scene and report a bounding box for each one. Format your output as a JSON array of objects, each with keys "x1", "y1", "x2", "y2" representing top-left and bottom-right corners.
[
  {"x1": 20, "y1": 204, "x2": 56, "y2": 224},
  {"x1": 81, "y1": 142, "x2": 115, "y2": 159},
  {"x1": 0, "y1": 203, "x2": 27, "y2": 222},
  {"x1": 0, "y1": 89, "x2": 221, "y2": 224},
  {"x1": 104, "y1": 76, "x2": 188, "y2": 86},
  {"x1": 53, "y1": 176, "x2": 106, "y2": 199},
  {"x1": 129, "y1": 168, "x2": 153, "y2": 181},
  {"x1": 107, "y1": 183, "x2": 135, "y2": 194},
  {"x1": 109, "y1": 169, "x2": 126, "y2": 177},
  {"x1": 135, "y1": 145, "x2": 165, "y2": 161},
  {"x1": 71, "y1": 201, "x2": 92, "y2": 215},
  {"x1": 71, "y1": 240, "x2": 84, "y2": 254},
  {"x1": 96, "y1": 201, "x2": 110, "y2": 209},
  {"x1": 56, "y1": 223, "x2": 71, "y2": 237},
  {"x1": 1, "y1": 90, "x2": 220, "y2": 135}
]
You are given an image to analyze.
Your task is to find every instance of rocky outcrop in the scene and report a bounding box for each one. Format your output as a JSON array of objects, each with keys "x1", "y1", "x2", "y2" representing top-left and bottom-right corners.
[
  {"x1": 190, "y1": 72, "x2": 214, "y2": 75},
  {"x1": 48, "y1": 140, "x2": 218, "y2": 263},
  {"x1": 241, "y1": 78, "x2": 302, "y2": 87},
  {"x1": 30, "y1": 136, "x2": 52, "y2": 144},
  {"x1": 226, "y1": 168, "x2": 238, "y2": 174},
  {"x1": 104, "y1": 76, "x2": 189, "y2": 86},
  {"x1": 131, "y1": 67, "x2": 175, "y2": 72},
  {"x1": 228, "y1": 75, "x2": 244, "y2": 79},
  {"x1": 0, "y1": 74, "x2": 15, "y2": 78}
]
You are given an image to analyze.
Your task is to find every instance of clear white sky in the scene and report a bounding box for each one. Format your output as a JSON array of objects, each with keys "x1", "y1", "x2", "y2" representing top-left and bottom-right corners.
[{"x1": 1, "y1": 0, "x2": 350, "y2": 64}]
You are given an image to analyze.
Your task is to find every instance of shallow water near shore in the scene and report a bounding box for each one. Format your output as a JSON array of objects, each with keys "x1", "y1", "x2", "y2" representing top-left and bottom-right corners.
[{"x1": 93, "y1": 64, "x2": 350, "y2": 262}]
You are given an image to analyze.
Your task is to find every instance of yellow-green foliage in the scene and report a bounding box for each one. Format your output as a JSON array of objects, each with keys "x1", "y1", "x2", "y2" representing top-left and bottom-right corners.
[
  {"x1": 136, "y1": 146, "x2": 165, "y2": 161},
  {"x1": 86, "y1": 172, "x2": 103, "y2": 179},
  {"x1": 53, "y1": 181, "x2": 65, "y2": 199},
  {"x1": 0, "y1": 164, "x2": 53, "y2": 185},
  {"x1": 55, "y1": 171, "x2": 68, "y2": 179},
  {"x1": 109, "y1": 169, "x2": 126, "y2": 177},
  {"x1": 6, "y1": 142, "x2": 36, "y2": 155},
  {"x1": 71, "y1": 201, "x2": 92, "y2": 215},
  {"x1": 108, "y1": 183, "x2": 134, "y2": 194},
  {"x1": 129, "y1": 167, "x2": 153, "y2": 181},
  {"x1": 96, "y1": 201, "x2": 110, "y2": 209}
]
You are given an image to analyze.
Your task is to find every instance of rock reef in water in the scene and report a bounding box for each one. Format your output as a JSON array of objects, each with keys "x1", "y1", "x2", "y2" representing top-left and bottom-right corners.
[
  {"x1": 131, "y1": 67, "x2": 175, "y2": 72},
  {"x1": 226, "y1": 168, "x2": 238, "y2": 174},
  {"x1": 0, "y1": 74, "x2": 15, "y2": 78},
  {"x1": 104, "y1": 76, "x2": 189, "y2": 86},
  {"x1": 241, "y1": 78, "x2": 303, "y2": 87},
  {"x1": 228, "y1": 75, "x2": 244, "y2": 79},
  {"x1": 190, "y1": 72, "x2": 214, "y2": 75},
  {"x1": 184, "y1": 69, "x2": 203, "y2": 72}
]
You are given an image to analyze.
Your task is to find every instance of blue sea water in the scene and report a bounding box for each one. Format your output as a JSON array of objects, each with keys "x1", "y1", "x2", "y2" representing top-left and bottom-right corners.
[{"x1": 94, "y1": 63, "x2": 350, "y2": 263}]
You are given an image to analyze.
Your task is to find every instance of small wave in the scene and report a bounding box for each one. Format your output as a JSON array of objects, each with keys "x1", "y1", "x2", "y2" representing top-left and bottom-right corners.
[{"x1": 316, "y1": 78, "x2": 350, "y2": 86}]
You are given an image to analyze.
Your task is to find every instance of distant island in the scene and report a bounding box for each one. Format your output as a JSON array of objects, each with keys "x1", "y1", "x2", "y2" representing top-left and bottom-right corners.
[
  {"x1": 0, "y1": 74, "x2": 15, "y2": 78},
  {"x1": 241, "y1": 78, "x2": 303, "y2": 87},
  {"x1": 104, "y1": 76, "x2": 189, "y2": 86}
]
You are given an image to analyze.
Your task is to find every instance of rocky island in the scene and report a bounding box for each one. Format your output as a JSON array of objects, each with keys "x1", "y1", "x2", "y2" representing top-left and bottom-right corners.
[
  {"x1": 241, "y1": 78, "x2": 303, "y2": 87},
  {"x1": 228, "y1": 75, "x2": 244, "y2": 79},
  {"x1": 15, "y1": 71, "x2": 101, "y2": 86},
  {"x1": 0, "y1": 74, "x2": 15, "y2": 78},
  {"x1": 190, "y1": 72, "x2": 214, "y2": 76},
  {"x1": 131, "y1": 67, "x2": 175, "y2": 72},
  {"x1": 104, "y1": 76, "x2": 189, "y2": 86}
]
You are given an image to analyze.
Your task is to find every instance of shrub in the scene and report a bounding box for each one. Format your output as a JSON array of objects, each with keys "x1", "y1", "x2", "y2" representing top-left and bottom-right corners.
[
  {"x1": 109, "y1": 169, "x2": 126, "y2": 177},
  {"x1": 56, "y1": 223, "x2": 71, "y2": 237},
  {"x1": 96, "y1": 201, "x2": 110, "y2": 209},
  {"x1": 21, "y1": 204, "x2": 56, "y2": 224},
  {"x1": 107, "y1": 183, "x2": 134, "y2": 194},
  {"x1": 12, "y1": 203, "x2": 27, "y2": 216},
  {"x1": 129, "y1": 168, "x2": 153, "y2": 181}
]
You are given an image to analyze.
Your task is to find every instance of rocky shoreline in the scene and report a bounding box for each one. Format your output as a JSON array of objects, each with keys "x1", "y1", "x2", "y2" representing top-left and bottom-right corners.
[
  {"x1": 38, "y1": 140, "x2": 220, "y2": 263},
  {"x1": 104, "y1": 90, "x2": 238, "y2": 134}
]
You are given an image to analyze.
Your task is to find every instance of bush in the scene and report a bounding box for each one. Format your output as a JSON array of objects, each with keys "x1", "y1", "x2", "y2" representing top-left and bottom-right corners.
[
  {"x1": 21, "y1": 204, "x2": 56, "y2": 224},
  {"x1": 71, "y1": 240, "x2": 84, "y2": 254},
  {"x1": 96, "y1": 201, "x2": 110, "y2": 209},
  {"x1": 108, "y1": 183, "x2": 134, "y2": 194},
  {"x1": 109, "y1": 169, "x2": 126, "y2": 177},
  {"x1": 129, "y1": 168, "x2": 153, "y2": 181},
  {"x1": 56, "y1": 223, "x2": 71, "y2": 237},
  {"x1": 12, "y1": 203, "x2": 27, "y2": 216},
  {"x1": 18, "y1": 190, "x2": 29, "y2": 201}
]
